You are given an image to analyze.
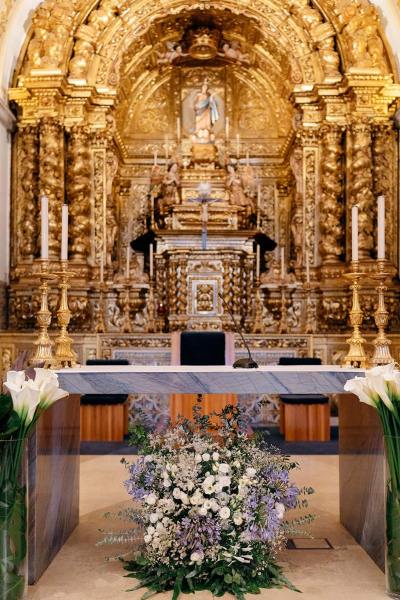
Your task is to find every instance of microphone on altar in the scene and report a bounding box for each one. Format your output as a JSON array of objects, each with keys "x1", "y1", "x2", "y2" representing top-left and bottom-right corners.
[{"x1": 218, "y1": 292, "x2": 258, "y2": 369}]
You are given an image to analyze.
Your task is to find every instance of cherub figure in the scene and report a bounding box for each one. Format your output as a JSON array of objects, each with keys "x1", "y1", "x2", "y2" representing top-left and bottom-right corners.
[
  {"x1": 157, "y1": 42, "x2": 186, "y2": 65},
  {"x1": 220, "y1": 40, "x2": 250, "y2": 64}
]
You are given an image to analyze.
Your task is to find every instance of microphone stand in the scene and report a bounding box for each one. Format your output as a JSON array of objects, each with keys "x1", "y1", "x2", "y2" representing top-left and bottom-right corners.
[{"x1": 218, "y1": 293, "x2": 258, "y2": 369}]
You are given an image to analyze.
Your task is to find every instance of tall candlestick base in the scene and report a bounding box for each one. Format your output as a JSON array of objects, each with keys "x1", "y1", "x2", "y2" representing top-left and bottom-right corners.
[
  {"x1": 279, "y1": 284, "x2": 288, "y2": 335},
  {"x1": 95, "y1": 283, "x2": 107, "y2": 334},
  {"x1": 252, "y1": 280, "x2": 263, "y2": 333},
  {"x1": 343, "y1": 262, "x2": 367, "y2": 369},
  {"x1": 371, "y1": 259, "x2": 395, "y2": 366},
  {"x1": 53, "y1": 261, "x2": 79, "y2": 368},
  {"x1": 122, "y1": 282, "x2": 132, "y2": 334},
  {"x1": 147, "y1": 282, "x2": 156, "y2": 333},
  {"x1": 30, "y1": 260, "x2": 56, "y2": 368},
  {"x1": 304, "y1": 282, "x2": 315, "y2": 334}
]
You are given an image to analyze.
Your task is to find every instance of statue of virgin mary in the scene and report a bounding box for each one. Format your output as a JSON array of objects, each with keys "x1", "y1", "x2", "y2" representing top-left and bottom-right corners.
[{"x1": 193, "y1": 79, "x2": 219, "y2": 141}]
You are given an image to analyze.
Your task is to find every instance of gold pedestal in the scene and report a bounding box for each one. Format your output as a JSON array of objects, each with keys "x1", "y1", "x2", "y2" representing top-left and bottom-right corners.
[
  {"x1": 30, "y1": 260, "x2": 56, "y2": 368},
  {"x1": 53, "y1": 261, "x2": 79, "y2": 368},
  {"x1": 343, "y1": 262, "x2": 367, "y2": 369},
  {"x1": 371, "y1": 259, "x2": 394, "y2": 366}
]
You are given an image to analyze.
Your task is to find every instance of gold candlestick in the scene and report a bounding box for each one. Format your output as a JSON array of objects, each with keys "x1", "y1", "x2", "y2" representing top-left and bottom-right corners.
[
  {"x1": 279, "y1": 283, "x2": 288, "y2": 334},
  {"x1": 147, "y1": 281, "x2": 156, "y2": 333},
  {"x1": 304, "y1": 282, "x2": 315, "y2": 334},
  {"x1": 122, "y1": 281, "x2": 132, "y2": 333},
  {"x1": 252, "y1": 279, "x2": 263, "y2": 333},
  {"x1": 30, "y1": 260, "x2": 56, "y2": 368},
  {"x1": 53, "y1": 261, "x2": 79, "y2": 368},
  {"x1": 95, "y1": 283, "x2": 107, "y2": 334},
  {"x1": 343, "y1": 261, "x2": 367, "y2": 368},
  {"x1": 371, "y1": 259, "x2": 394, "y2": 366}
]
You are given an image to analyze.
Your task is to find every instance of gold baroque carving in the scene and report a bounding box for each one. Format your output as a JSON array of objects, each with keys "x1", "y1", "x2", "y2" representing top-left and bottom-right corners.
[
  {"x1": 319, "y1": 124, "x2": 345, "y2": 263},
  {"x1": 67, "y1": 126, "x2": 92, "y2": 261},
  {"x1": 17, "y1": 125, "x2": 39, "y2": 259}
]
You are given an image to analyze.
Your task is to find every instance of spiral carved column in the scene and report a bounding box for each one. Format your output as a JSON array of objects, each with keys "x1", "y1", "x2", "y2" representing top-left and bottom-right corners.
[
  {"x1": 319, "y1": 124, "x2": 345, "y2": 264},
  {"x1": 372, "y1": 122, "x2": 395, "y2": 262},
  {"x1": 39, "y1": 117, "x2": 64, "y2": 258},
  {"x1": 67, "y1": 126, "x2": 92, "y2": 261},
  {"x1": 349, "y1": 120, "x2": 375, "y2": 259},
  {"x1": 18, "y1": 125, "x2": 39, "y2": 260}
]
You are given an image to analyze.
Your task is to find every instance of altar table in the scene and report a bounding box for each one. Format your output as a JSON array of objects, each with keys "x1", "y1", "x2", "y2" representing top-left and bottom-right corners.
[{"x1": 32, "y1": 365, "x2": 384, "y2": 583}]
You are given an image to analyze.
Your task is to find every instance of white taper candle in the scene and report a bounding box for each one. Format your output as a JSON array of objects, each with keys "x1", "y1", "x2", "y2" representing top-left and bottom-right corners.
[
  {"x1": 61, "y1": 203, "x2": 68, "y2": 261},
  {"x1": 351, "y1": 205, "x2": 359, "y2": 263},
  {"x1": 177, "y1": 117, "x2": 181, "y2": 142},
  {"x1": 225, "y1": 117, "x2": 230, "y2": 141},
  {"x1": 41, "y1": 195, "x2": 49, "y2": 260},
  {"x1": 377, "y1": 195, "x2": 385, "y2": 260}
]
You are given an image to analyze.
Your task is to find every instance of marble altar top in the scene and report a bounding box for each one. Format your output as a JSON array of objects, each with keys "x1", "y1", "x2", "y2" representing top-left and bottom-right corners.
[{"x1": 57, "y1": 365, "x2": 361, "y2": 395}]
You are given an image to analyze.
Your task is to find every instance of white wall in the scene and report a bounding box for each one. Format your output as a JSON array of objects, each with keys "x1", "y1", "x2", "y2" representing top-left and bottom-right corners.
[{"x1": 0, "y1": 0, "x2": 399, "y2": 286}]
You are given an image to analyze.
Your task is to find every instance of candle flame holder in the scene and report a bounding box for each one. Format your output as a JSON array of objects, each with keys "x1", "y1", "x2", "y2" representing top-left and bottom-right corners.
[
  {"x1": 371, "y1": 259, "x2": 395, "y2": 366},
  {"x1": 343, "y1": 262, "x2": 367, "y2": 369},
  {"x1": 95, "y1": 283, "x2": 107, "y2": 334},
  {"x1": 53, "y1": 261, "x2": 79, "y2": 368},
  {"x1": 30, "y1": 260, "x2": 56, "y2": 368}
]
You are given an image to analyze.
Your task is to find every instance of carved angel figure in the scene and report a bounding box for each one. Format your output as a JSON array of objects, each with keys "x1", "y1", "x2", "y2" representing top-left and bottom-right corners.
[
  {"x1": 220, "y1": 41, "x2": 250, "y2": 64},
  {"x1": 291, "y1": 197, "x2": 304, "y2": 271},
  {"x1": 160, "y1": 161, "x2": 181, "y2": 211},
  {"x1": 157, "y1": 42, "x2": 186, "y2": 64},
  {"x1": 226, "y1": 164, "x2": 247, "y2": 209}
]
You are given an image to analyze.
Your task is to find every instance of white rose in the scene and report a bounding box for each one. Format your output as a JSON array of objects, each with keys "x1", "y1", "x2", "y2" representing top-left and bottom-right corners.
[
  {"x1": 147, "y1": 526, "x2": 155, "y2": 535},
  {"x1": 219, "y1": 506, "x2": 230, "y2": 520},
  {"x1": 275, "y1": 502, "x2": 285, "y2": 520},
  {"x1": 233, "y1": 512, "x2": 243, "y2": 526},
  {"x1": 173, "y1": 488, "x2": 182, "y2": 499},
  {"x1": 203, "y1": 500, "x2": 212, "y2": 510},
  {"x1": 246, "y1": 467, "x2": 257, "y2": 478},
  {"x1": 202, "y1": 453, "x2": 211, "y2": 462},
  {"x1": 195, "y1": 454, "x2": 202, "y2": 463},
  {"x1": 163, "y1": 479, "x2": 171, "y2": 488},
  {"x1": 198, "y1": 507, "x2": 208, "y2": 516},
  {"x1": 145, "y1": 493, "x2": 157, "y2": 506},
  {"x1": 180, "y1": 493, "x2": 189, "y2": 505},
  {"x1": 150, "y1": 513, "x2": 159, "y2": 523},
  {"x1": 210, "y1": 500, "x2": 219, "y2": 512},
  {"x1": 220, "y1": 476, "x2": 231, "y2": 488},
  {"x1": 212, "y1": 452, "x2": 220, "y2": 461},
  {"x1": 144, "y1": 534, "x2": 152, "y2": 544},
  {"x1": 218, "y1": 463, "x2": 230, "y2": 474},
  {"x1": 190, "y1": 551, "x2": 204, "y2": 564}
]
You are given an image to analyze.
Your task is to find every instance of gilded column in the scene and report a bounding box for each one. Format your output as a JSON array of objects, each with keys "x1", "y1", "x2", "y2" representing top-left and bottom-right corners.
[
  {"x1": 319, "y1": 124, "x2": 345, "y2": 263},
  {"x1": 18, "y1": 124, "x2": 39, "y2": 260},
  {"x1": 372, "y1": 122, "x2": 395, "y2": 262},
  {"x1": 67, "y1": 126, "x2": 91, "y2": 261},
  {"x1": 349, "y1": 120, "x2": 375, "y2": 259},
  {"x1": 39, "y1": 117, "x2": 64, "y2": 258}
]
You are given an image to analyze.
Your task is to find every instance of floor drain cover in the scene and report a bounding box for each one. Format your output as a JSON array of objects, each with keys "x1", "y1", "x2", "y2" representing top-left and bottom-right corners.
[{"x1": 287, "y1": 538, "x2": 333, "y2": 550}]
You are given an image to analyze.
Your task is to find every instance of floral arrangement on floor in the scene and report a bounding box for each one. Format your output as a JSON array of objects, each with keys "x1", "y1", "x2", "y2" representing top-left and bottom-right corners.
[
  {"x1": 0, "y1": 367, "x2": 68, "y2": 600},
  {"x1": 103, "y1": 406, "x2": 314, "y2": 600},
  {"x1": 344, "y1": 364, "x2": 400, "y2": 598}
]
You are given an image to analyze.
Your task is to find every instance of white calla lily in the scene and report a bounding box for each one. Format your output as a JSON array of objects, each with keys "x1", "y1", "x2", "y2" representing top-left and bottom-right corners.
[
  {"x1": 4, "y1": 370, "x2": 26, "y2": 395},
  {"x1": 366, "y1": 374, "x2": 394, "y2": 411},
  {"x1": 9, "y1": 383, "x2": 41, "y2": 425},
  {"x1": 344, "y1": 377, "x2": 378, "y2": 407}
]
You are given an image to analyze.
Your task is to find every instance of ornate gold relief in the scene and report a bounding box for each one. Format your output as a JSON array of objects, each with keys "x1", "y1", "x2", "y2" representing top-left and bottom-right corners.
[
  {"x1": 17, "y1": 125, "x2": 39, "y2": 260},
  {"x1": 67, "y1": 126, "x2": 91, "y2": 261},
  {"x1": 319, "y1": 124, "x2": 345, "y2": 263}
]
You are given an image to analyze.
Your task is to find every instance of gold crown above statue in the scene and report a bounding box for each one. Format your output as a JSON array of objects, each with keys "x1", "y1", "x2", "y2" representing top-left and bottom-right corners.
[{"x1": 188, "y1": 27, "x2": 220, "y2": 60}]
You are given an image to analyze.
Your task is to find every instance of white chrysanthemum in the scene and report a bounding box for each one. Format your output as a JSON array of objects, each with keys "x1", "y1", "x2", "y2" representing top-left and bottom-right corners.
[
  {"x1": 172, "y1": 488, "x2": 182, "y2": 499},
  {"x1": 145, "y1": 493, "x2": 157, "y2": 506},
  {"x1": 218, "y1": 463, "x2": 230, "y2": 474},
  {"x1": 198, "y1": 506, "x2": 208, "y2": 516},
  {"x1": 212, "y1": 452, "x2": 220, "y2": 461},
  {"x1": 219, "y1": 506, "x2": 230, "y2": 520},
  {"x1": 190, "y1": 551, "x2": 204, "y2": 564},
  {"x1": 144, "y1": 534, "x2": 152, "y2": 544},
  {"x1": 150, "y1": 513, "x2": 159, "y2": 523},
  {"x1": 202, "y1": 453, "x2": 211, "y2": 462},
  {"x1": 233, "y1": 512, "x2": 243, "y2": 526}
]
